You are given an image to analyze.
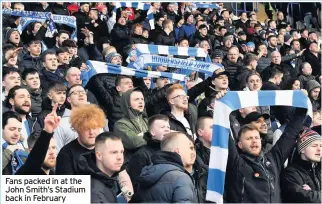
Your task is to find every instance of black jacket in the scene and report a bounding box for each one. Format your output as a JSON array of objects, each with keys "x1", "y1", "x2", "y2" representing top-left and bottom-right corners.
[
  {"x1": 150, "y1": 24, "x2": 163, "y2": 44},
  {"x1": 193, "y1": 155, "x2": 209, "y2": 203},
  {"x1": 224, "y1": 108, "x2": 306, "y2": 203},
  {"x1": 78, "y1": 152, "x2": 118, "y2": 203},
  {"x1": 39, "y1": 68, "x2": 65, "y2": 98},
  {"x1": 190, "y1": 32, "x2": 214, "y2": 49},
  {"x1": 48, "y1": 3, "x2": 69, "y2": 15},
  {"x1": 111, "y1": 23, "x2": 131, "y2": 55},
  {"x1": 161, "y1": 104, "x2": 198, "y2": 136},
  {"x1": 15, "y1": 131, "x2": 54, "y2": 175},
  {"x1": 131, "y1": 151, "x2": 197, "y2": 203},
  {"x1": 281, "y1": 156, "x2": 321, "y2": 203},
  {"x1": 235, "y1": 67, "x2": 253, "y2": 90},
  {"x1": 85, "y1": 74, "x2": 123, "y2": 131},
  {"x1": 127, "y1": 132, "x2": 161, "y2": 193},
  {"x1": 19, "y1": 54, "x2": 42, "y2": 72},
  {"x1": 195, "y1": 138, "x2": 210, "y2": 166},
  {"x1": 155, "y1": 30, "x2": 176, "y2": 46},
  {"x1": 304, "y1": 51, "x2": 321, "y2": 76},
  {"x1": 222, "y1": 58, "x2": 243, "y2": 90},
  {"x1": 130, "y1": 33, "x2": 150, "y2": 45}
]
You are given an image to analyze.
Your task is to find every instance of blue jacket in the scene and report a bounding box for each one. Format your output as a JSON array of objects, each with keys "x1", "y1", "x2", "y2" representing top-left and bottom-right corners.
[
  {"x1": 132, "y1": 151, "x2": 197, "y2": 203},
  {"x1": 179, "y1": 23, "x2": 196, "y2": 40}
]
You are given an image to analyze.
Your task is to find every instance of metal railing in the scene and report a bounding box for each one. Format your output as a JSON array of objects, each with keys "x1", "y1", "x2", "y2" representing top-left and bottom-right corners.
[{"x1": 230, "y1": 2, "x2": 259, "y2": 15}]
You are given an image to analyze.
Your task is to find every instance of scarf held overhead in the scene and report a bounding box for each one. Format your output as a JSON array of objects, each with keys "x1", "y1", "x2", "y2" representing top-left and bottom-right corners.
[
  {"x1": 83, "y1": 60, "x2": 186, "y2": 86},
  {"x1": 114, "y1": 2, "x2": 155, "y2": 30},
  {"x1": 132, "y1": 54, "x2": 222, "y2": 75},
  {"x1": 3, "y1": 9, "x2": 77, "y2": 40},
  {"x1": 207, "y1": 90, "x2": 313, "y2": 203}
]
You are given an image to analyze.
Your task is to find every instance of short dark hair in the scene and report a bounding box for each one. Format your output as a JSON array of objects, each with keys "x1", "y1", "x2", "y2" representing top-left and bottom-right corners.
[
  {"x1": 47, "y1": 82, "x2": 67, "y2": 93},
  {"x1": 219, "y1": 26, "x2": 227, "y2": 31},
  {"x1": 243, "y1": 53, "x2": 258, "y2": 66},
  {"x1": 2, "y1": 67, "x2": 20, "y2": 79},
  {"x1": 21, "y1": 68, "x2": 39, "y2": 80},
  {"x1": 56, "y1": 30, "x2": 70, "y2": 38},
  {"x1": 239, "y1": 11, "x2": 247, "y2": 17},
  {"x1": 290, "y1": 39, "x2": 300, "y2": 46},
  {"x1": 56, "y1": 47, "x2": 69, "y2": 55},
  {"x1": 198, "y1": 24, "x2": 208, "y2": 30},
  {"x1": 196, "y1": 116, "x2": 212, "y2": 137},
  {"x1": 148, "y1": 114, "x2": 169, "y2": 130},
  {"x1": 62, "y1": 39, "x2": 77, "y2": 48},
  {"x1": 67, "y1": 84, "x2": 84, "y2": 96},
  {"x1": 115, "y1": 75, "x2": 132, "y2": 86},
  {"x1": 246, "y1": 71, "x2": 261, "y2": 83},
  {"x1": 27, "y1": 40, "x2": 41, "y2": 47},
  {"x1": 95, "y1": 132, "x2": 121, "y2": 146},
  {"x1": 269, "y1": 66, "x2": 284, "y2": 79},
  {"x1": 267, "y1": 35, "x2": 277, "y2": 41},
  {"x1": 2, "y1": 111, "x2": 22, "y2": 129},
  {"x1": 42, "y1": 50, "x2": 57, "y2": 62},
  {"x1": 5, "y1": 86, "x2": 25, "y2": 108},
  {"x1": 237, "y1": 124, "x2": 258, "y2": 141}
]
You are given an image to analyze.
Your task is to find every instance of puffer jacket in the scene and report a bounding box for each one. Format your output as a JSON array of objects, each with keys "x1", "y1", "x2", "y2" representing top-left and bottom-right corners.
[
  {"x1": 131, "y1": 151, "x2": 198, "y2": 203},
  {"x1": 193, "y1": 155, "x2": 209, "y2": 203},
  {"x1": 114, "y1": 87, "x2": 148, "y2": 161},
  {"x1": 155, "y1": 30, "x2": 176, "y2": 46},
  {"x1": 19, "y1": 54, "x2": 43, "y2": 72},
  {"x1": 281, "y1": 155, "x2": 321, "y2": 203},
  {"x1": 77, "y1": 152, "x2": 118, "y2": 203},
  {"x1": 222, "y1": 58, "x2": 243, "y2": 90},
  {"x1": 224, "y1": 108, "x2": 307, "y2": 203},
  {"x1": 111, "y1": 23, "x2": 131, "y2": 55}
]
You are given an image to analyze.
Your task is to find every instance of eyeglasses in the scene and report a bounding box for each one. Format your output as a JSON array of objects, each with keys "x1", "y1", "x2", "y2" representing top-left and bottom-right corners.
[
  {"x1": 171, "y1": 95, "x2": 189, "y2": 100},
  {"x1": 69, "y1": 90, "x2": 86, "y2": 96}
]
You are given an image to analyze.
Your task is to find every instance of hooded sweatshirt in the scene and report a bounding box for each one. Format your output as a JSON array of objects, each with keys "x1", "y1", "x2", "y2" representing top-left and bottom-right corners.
[
  {"x1": 306, "y1": 80, "x2": 321, "y2": 111},
  {"x1": 113, "y1": 87, "x2": 148, "y2": 160}
]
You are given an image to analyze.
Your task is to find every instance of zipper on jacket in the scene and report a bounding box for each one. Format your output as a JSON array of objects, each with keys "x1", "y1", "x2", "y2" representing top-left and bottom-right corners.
[{"x1": 241, "y1": 177, "x2": 245, "y2": 203}]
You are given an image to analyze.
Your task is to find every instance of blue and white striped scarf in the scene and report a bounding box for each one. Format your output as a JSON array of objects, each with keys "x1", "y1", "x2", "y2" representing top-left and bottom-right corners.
[
  {"x1": 194, "y1": 3, "x2": 219, "y2": 9},
  {"x1": 207, "y1": 90, "x2": 313, "y2": 203},
  {"x1": 114, "y1": 2, "x2": 155, "y2": 29},
  {"x1": 3, "y1": 9, "x2": 77, "y2": 40},
  {"x1": 83, "y1": 60, "x2": 186, "y2": 87},
  {"x1": 132, "y1": 54, "x2": 221, "y2": 75}
]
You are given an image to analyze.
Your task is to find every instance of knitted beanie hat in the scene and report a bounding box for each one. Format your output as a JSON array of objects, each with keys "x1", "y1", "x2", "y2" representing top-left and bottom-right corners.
[
  {"x1": 106, "y1": 52, "x2": 122, "y2": 63},
  {"x1": 298, "y1": 129, "x2": 322, "y2": 153}
]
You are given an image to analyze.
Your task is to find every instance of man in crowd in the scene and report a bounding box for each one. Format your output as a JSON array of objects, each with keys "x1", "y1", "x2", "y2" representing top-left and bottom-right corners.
[
  {"x1": 132, "y1": 132, "x2": 197, "y2": 202},
  {"x1": 19, "y1": 40, "x2": 42, "y2": 71},
  {"x1": 225, "y1": 106, "x2": 307, "y2": 202},
  {"x1": 16, "y1": 103, "x2": 60, "y2": 175},
  {"x1": 114, "y1": 87, "x2": 148, "y2": 161},
  {"x1": 281, "y1": 129, "x2": 321, "y2": 203},
  {"x1": 2, "y1": 68, "x2": 21, "y2": 103},
  {"x1": 21, "y1": 68, "x2": 42, "y2": 117},
  {"x1": 128, "y1": 114, "x2": 170, "y2": 192},
  {"x1": 5, "y1": 86, "x2": 33, "y2": 148},
  {"x1": 306, "y1": 80, "x2": 321, "y2": 112},
  {"x1": 78, "y1": 132, "x2": 125, "y2": 203},
  {"x1": 195, "y1": 116, "x2": 213, "y2": 165},
  {"x1": 2, "y1": 111, "x2": 27, "y2": 175}
]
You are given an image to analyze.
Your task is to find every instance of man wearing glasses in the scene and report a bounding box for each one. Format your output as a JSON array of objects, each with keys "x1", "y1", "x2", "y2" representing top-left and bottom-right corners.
[
  {"x1": 54, "y1": 84, "x2": 89, "y2": 153},
  {"x1": 161, "y1": 84, "x2": 197, "y2": 139}
]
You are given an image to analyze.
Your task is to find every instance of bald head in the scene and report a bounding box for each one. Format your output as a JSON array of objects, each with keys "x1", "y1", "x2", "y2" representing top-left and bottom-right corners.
[{"x1": 66, "y1": 67, "x2": 81, "y2": 87}]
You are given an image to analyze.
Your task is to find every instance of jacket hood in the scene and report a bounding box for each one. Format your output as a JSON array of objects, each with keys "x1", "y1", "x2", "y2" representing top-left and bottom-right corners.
[
  {"x1": 22, "y1": 53, "x2": 40, "y2": 61},
  {"x1": 77, "y1": 151, "x2": 117, "y2": 188},
  {"x1": 306, "y1": 80, "x2": 320, "y2": 93},
  {"x1": 143, "y1": 132, "x2": 161, "y2": 148},
  {"x1": 138, "y1": 151, "x2": 186, "y2": 188},
  {"x1": 120, "y1": 87, "x2": 146, "y2": 119}
]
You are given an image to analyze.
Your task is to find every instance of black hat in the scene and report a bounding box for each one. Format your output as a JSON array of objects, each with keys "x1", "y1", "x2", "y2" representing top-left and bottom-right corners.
[
  {"x1": 212, "y1": 68, "x2": 230, "y2": 79},
  {"x1": 184, "y1": 12, "x2": 193, "y2": 22},
  {"x1": 244, "y1": 112, "x2": 270, "y2": 124},
  {"x1": 211, "y1": 49, "x2": 224, "y2": 59},
  {"x1": 238, "y1": 31, "x2": 246, "y2": 36}
]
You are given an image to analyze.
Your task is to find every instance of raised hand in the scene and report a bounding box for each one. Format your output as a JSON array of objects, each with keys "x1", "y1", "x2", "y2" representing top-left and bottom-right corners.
[{"x1": 44, "y1": 103, "x2": 61, "y2": 134}]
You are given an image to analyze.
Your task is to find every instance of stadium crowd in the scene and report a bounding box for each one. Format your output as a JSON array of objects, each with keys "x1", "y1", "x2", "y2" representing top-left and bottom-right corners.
[{"x1": 2, "y1": 2, "x2": 321, "y2": 203}]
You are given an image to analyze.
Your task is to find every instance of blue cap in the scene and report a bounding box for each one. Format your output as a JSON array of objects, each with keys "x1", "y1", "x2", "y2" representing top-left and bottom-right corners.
[{"x1": 246, "y1": 42, "x2": 255, "y2": 47}]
